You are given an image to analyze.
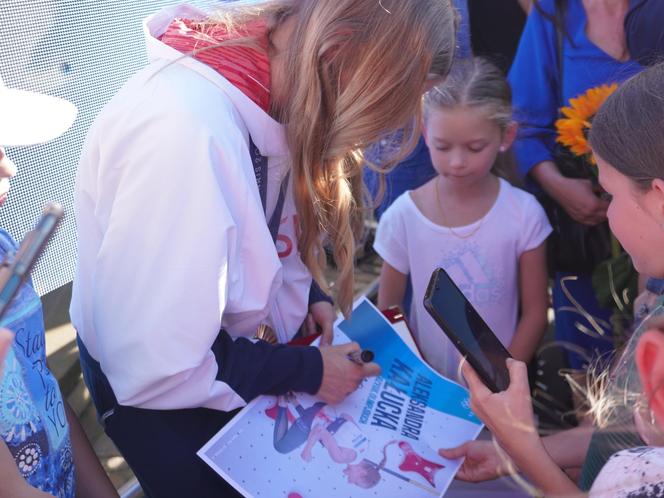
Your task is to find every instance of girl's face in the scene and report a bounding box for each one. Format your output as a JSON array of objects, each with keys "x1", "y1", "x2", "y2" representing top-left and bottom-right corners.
[
  {"x1": 423, "y1": 106, "x2": 513, "y2": 187},
  {"x1": 0, "y1": 148, "x2": 17, "y2": 207},
  {"x1": 595, "y1": 155, "x2": 664, "y2": 278}
]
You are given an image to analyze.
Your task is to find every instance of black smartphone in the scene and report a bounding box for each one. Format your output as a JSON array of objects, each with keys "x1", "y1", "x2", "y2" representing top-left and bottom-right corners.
[
  {"x1": 0, "y1": 203, "x2": 64, "y2": 322},
  {"x1": 423, "y1": 267, "x2": 511, "y2": 392}
]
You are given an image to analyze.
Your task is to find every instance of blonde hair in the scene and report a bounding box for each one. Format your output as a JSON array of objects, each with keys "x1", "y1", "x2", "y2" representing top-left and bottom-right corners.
[
  {"x1": 423, "y1": 57, "x2": 519, "y2": 184},
  {"x1": 424, "y1": 58, "x2": 512, "y2": 126},
  {"x1": 201, "y1": 0, "x2": 456, "y2": 315},
  {"x1": 585, "y1": 316, "x2": 664, "y2": 429}
]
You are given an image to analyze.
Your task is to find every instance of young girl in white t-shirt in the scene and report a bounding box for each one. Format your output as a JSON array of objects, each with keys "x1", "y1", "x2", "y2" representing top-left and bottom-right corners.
[{"x1": 375, "y1": 58, "x2": 552, "y2": 380}]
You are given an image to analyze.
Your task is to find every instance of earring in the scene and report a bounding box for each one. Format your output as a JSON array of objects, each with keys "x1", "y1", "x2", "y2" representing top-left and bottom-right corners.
[{"x1": 499, "y1": 146, "x2": 506, "y2": 152}]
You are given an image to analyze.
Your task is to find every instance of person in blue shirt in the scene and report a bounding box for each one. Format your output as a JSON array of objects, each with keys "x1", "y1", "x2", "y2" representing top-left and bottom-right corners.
[
  {"x1": 508, "y1": 0, "x2": 642, "y2": 373},
  {"x1": 0, "y1": 79, "x2": 117, "y2": 498}
]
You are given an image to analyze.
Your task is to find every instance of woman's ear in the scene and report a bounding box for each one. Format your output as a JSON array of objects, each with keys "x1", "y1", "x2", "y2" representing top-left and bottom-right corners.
[
  {"x1": 636, "y1": 328, "x2": 664, "y2": 429},
  {"x1": 650, "y1": 178, "x2": 664, "y2": 222},
  {"x1": 500, "y1": 121, "x2": 518, "y2": 151}
]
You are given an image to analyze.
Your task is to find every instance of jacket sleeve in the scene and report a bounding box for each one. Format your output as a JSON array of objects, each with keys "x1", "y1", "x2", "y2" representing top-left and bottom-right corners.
[
  {"x1": 625, "y1": 0, "x2": 664, "y2": 66},
  {"x1": 508, "y1": 0, "x2": 560, "y2": 178},
  {"x1": 83, "y1": 71, "x2": 322, "y2": 411}
]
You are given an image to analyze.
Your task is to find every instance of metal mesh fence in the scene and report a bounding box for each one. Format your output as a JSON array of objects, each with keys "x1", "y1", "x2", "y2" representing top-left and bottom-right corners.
[{"x1": 0, "y1": 0, "x2": 222, "y2": 295}]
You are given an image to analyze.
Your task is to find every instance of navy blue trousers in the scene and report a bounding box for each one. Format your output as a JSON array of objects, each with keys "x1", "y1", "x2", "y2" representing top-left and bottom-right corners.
[{"x1": 77, "y1": 337, "x2": 242, "y2": 498}]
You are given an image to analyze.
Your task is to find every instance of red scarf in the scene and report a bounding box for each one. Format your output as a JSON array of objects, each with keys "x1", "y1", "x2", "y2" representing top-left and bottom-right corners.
[{"x1": 159, "y1": 18, "x2": 271, "y2": 112}]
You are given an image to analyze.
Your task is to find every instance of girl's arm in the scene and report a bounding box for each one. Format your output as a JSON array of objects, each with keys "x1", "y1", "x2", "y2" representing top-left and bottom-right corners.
[
  {"x1": 65, "y1": 402, "x2": 118, "y2": 498},
  {"x1": 509, "y1": 242, "x2": 548, "y2": 362},
  {"x1": 377, "y1": 262, "x2": 408, "y2": 311},
  {"x1": 440, "y1": 424, "x2": 595, "y2": 482},
  {"x1": 538, "y1": 424, "x2": 594, "y2": 471}
]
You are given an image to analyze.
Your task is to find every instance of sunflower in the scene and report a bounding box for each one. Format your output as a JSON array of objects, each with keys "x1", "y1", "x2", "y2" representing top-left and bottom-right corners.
[{"x1": 555, "y1": 83, "x2": 618, "y2": 163}]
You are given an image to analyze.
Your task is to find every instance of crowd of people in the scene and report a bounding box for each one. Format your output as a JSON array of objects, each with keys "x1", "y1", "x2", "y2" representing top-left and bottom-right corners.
[{"x1": 0, "y1": 0, "x2": 663, "y2": 497}]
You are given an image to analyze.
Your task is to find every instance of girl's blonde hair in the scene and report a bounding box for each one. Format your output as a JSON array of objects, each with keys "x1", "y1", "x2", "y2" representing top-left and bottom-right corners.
[
  {"x1": 585, "y1": 316, "x2": 664, "y2": 430},
  {"x1": 201, "y1": 0, "x2": 457, "y2": 315},
  {"x1": 423, "y1": 57, "x2": 519, "y2": 184}
]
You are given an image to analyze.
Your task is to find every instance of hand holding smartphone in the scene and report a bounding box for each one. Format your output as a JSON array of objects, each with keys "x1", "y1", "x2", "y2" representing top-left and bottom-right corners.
[
  {"x1": 0, "y1": 203, "x2": 63, "y2": 323},
  {"x1": 423, "y1": 267, "x2": 511, "y2": 392}
]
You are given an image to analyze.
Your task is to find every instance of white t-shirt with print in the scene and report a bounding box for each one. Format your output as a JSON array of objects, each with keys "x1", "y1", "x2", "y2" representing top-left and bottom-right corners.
[
  {"x1": 374, "y1": 178, "x2": 552, "y2": 380},
  {"x1": 589, "y1": 446, "x2": 664, "y2": 497}
]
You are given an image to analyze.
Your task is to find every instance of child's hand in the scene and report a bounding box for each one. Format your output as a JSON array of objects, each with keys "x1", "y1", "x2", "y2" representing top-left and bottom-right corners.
[
  {"x1": 462, "y1": 359, "x2": 540, "y2": 457},
  {"x1": 439, "y1": 440, "x2": 514, "y2": 482},
  {"x1": 0, "y1": 328, "x2": 13, "y2": 379}
]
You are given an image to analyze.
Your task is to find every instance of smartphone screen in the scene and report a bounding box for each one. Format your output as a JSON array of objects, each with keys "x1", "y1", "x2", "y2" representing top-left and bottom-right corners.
[{"x1": 424, "y1": 267, "x2": 511, "y2": 392}]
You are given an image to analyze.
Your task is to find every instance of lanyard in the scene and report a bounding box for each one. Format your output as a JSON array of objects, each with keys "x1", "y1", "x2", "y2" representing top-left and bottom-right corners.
[{"x1": 249, "y1": 137, "x2": 290, "y2": 243}]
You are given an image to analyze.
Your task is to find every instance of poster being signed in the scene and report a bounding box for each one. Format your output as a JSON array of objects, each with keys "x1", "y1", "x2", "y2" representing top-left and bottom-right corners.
[{"x1": 199, "y1": 299, "x2": 483, "y2": 498}]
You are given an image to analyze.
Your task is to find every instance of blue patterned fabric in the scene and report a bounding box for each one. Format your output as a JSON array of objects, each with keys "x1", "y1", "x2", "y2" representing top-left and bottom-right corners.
[{"x1": 0, "y1": 229, "x2": 75, "y2": 497}]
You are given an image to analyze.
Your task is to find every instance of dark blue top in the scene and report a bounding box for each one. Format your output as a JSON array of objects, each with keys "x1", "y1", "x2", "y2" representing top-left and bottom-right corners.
[
  {"x1": 625, "y1": 0, "x2": 664, "y2": 66},
  {"x1": 364, "y1": 136, "x2": 436, "y2": 220},
  {"x1": 508, "y1": 0, "x2": 642, "y2": 177},
  {"x1": 454, "y1": 0, "x2": 472, "y2": 59}
]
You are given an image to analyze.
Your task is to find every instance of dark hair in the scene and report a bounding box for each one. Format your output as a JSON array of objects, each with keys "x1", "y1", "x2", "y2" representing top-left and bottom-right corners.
[
  {"x1": 589, "y1": 62, "x2": 664, "y2": 191},
  {"x1": 423, "y1": 57, "x2": 520, "y2": 185}
]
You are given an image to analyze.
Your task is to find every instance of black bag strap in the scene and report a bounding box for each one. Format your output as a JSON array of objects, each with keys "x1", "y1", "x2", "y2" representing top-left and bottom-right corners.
[{"x1": 249, "y1": 137, "x2": 290, "y2": 243}]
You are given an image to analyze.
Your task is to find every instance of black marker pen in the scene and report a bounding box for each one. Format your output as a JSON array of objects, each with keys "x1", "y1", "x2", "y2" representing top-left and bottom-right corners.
[{"x1": 347, "y1": 349, "x2": 375, "y2": 365}]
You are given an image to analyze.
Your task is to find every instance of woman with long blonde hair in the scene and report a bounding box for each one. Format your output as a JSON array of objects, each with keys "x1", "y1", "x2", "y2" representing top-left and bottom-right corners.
[{"x1": 70, "y1": 0, "x2": 457, "y2": 495}]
